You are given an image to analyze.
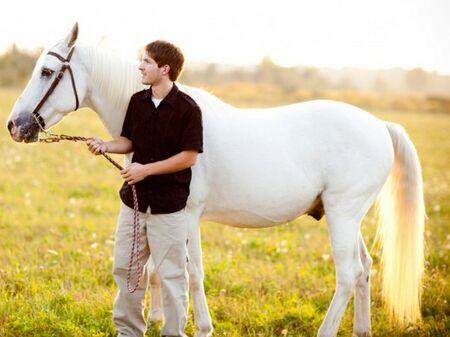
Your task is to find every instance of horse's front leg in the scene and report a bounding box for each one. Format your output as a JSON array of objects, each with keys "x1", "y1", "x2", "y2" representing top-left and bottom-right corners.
[
  {"x1": 187, "y1": 210, "x2": 213, "y2": 337},
  {"x1": 146, "y1": 209, "x2": 213, "y2": 336},
  {"x1": 147, "y1": 258, "x2": 164, "y2": 323}
]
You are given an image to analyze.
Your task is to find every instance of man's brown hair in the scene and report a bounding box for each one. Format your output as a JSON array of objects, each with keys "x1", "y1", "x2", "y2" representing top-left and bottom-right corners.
[{"x1": 145, "y1": 40, "x2": 185, "y2": 81}]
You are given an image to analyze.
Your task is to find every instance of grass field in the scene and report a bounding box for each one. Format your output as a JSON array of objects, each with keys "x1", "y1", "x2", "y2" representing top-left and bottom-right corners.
[{"x1": 0, "y1": 87, "x2": 448, "y2": 336}]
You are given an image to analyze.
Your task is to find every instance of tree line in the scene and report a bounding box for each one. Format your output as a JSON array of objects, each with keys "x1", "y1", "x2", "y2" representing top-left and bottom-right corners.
[
  {"x1": 1, "y1": 45, "x2": 449, "y2": 112},
  {"x1": 0, "y1": 44, "x2": 42, "y2": 87}
]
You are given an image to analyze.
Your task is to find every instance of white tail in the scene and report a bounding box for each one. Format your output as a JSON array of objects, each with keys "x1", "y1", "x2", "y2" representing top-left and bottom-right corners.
[{"x1": 375, "y1": 122, "x2": 425, "y2": 326}]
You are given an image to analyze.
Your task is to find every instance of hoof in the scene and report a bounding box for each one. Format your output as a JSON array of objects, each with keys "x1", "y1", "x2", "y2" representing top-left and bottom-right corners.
[
  {"x1": 194, "y1": 328, "x2": 213, "y2": 337},
  {"x1": 352, "y1": 332, "x2": 371, "y2": 337}
]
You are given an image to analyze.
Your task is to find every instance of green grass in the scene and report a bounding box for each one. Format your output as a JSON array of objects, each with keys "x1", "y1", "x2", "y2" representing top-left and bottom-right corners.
[{"x1": 0, "y1": 87, "x2": 448, "y2": 336}]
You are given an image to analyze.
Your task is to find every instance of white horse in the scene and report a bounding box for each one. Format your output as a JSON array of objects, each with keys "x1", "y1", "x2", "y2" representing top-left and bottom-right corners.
[{"x1": 7, "y1": 24, "x2": 425, "y2": 337}]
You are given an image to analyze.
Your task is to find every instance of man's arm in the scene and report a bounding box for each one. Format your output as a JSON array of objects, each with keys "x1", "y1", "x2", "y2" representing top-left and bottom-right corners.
[
  {"x1": 86, "y1": 136, "x2": 133, "y2": 155},
  {"x1": 121, "y1": 150, "x2": 198, "y2": 185}
]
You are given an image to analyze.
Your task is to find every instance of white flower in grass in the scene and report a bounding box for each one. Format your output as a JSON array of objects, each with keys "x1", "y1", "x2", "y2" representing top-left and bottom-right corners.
[
  {"x1": 322, "y1": 253, "x2": 330, "y2": 261},
  {"x1": 276, "y1": 246, "x2": 288, "y2": 253},
  {"x1": 47, "y1": 249, "x2": 58, "y2": 255},
  {"x1": 24, "y1": 192, "x2": 31, "y2": 206}
]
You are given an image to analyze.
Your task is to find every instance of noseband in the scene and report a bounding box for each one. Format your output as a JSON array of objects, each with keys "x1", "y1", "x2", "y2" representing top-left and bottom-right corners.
[{"x1": 31, "y1": 47, "x2": 79, "y2": 130}]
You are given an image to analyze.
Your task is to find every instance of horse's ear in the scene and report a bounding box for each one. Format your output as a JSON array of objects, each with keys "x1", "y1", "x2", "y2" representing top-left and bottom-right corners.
[{"x1": 64, "y1": 22, "x2": 79, "y2": 49}]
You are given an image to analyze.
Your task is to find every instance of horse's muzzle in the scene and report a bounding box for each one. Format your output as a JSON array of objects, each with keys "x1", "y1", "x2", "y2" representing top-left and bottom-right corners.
[{"x1": 7, "y1": 114, "x2": 40, "y2": 143}]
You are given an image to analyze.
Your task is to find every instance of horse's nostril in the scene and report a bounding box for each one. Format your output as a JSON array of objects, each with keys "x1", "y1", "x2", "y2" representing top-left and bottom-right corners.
[{"x1": 7, "y1": 120, "x2": 14, "y2": 134}]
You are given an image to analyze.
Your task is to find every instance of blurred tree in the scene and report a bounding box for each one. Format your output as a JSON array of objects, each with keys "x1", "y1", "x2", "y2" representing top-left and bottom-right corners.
[
  {"x1": 0, "y1": 44, "x2": 41, "y2": 87},
  {"x1": 404, "y1": 67, "x2": 428, "y2": 93},
  {"x1": 371, "y1": 76, "x2": 390, "y2": 93}
]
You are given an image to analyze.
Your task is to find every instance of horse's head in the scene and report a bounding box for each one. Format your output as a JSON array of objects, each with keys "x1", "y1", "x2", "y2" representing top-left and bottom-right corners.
[{"x1": 7, "y1": 23, "x2": 89, "y2": 143}]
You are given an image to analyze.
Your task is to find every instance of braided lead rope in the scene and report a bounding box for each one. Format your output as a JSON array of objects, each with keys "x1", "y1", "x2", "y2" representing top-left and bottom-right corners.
[{"x1": 38, "y1": 131, "x2": 142, "y2": 293}]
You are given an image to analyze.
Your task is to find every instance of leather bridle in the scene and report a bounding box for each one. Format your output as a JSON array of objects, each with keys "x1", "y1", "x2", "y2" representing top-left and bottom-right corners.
[{"x1": 31, "y1": 46, "x2": 79, "y2": 130}]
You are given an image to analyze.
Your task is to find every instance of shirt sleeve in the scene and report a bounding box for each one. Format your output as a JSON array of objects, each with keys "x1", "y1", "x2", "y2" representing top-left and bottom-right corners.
[
  {"x1": 180, "y1": 104, "x2": 203, "y2": 153},
  {"x1": 120, "y1": 98, "x2": 133, "y2": 139}
]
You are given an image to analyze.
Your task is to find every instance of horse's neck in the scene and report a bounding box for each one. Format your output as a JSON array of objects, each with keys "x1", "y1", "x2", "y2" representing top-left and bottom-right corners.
[
  {"x1": 80, "y1": 45, "x2": 144, "y2": 137},
  {"x1": 80, "y1": 45, "x2": 234, "y2": 137}
]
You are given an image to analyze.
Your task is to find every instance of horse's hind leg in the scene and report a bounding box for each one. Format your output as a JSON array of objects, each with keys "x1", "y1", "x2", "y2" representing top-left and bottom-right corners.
[
  {"x1": 317, "y1": 212, "x2": 363, "y2": 337},
  {"x1": 353, "y1": 232, "x2": 372, "y2": 337},
  {"x1": 317, "y1": 186, "x2": 379, "y2": 337}
]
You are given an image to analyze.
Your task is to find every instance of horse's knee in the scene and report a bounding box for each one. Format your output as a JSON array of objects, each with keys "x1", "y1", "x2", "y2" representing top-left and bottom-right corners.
[{"x1": 189, "y1": 270, "x2": 205, "y2": 292}]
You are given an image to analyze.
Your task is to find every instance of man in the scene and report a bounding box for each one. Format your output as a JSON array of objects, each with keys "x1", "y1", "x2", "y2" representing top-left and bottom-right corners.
[{"x1": 87, "y1": 40, "x2": 203, "y2": 337}]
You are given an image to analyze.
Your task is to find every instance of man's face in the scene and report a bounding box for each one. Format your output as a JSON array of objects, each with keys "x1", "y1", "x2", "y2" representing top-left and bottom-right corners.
[{"x1": 139, "y1": 53, "x2": 167, "y2": 85}]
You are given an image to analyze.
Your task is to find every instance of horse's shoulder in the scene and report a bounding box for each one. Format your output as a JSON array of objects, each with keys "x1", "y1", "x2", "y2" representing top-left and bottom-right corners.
[{"x1": 178, "y1": 90, "x2": 200, "y2": 107}]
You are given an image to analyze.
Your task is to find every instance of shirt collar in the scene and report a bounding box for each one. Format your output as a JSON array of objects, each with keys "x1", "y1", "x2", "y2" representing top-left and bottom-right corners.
[{"x1": 142, "y1": 83, "x2": 179, "y2": 107}]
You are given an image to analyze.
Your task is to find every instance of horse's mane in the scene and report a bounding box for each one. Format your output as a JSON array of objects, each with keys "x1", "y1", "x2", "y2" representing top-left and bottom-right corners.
[
  {"x1": 84, "y1": 45, "x2": 231, "y2": 114},
  {"x1": 84, "y1": 45, "x2": 143, "y2": 114},
  {"x1": 177, "y1": 84, "x2": 232, "y2": 113}
]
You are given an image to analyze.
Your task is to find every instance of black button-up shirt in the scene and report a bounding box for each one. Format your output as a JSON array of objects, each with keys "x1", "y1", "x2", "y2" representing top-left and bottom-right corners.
[{"x1": 119, "y1": 84, "x2": 203, "y2": 214}]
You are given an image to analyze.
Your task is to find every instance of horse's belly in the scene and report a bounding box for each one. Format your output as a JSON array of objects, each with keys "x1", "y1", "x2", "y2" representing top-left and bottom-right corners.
[
  {"x1": 199, "y1": 139, "x2": 321, "y2": 228},
  {"x1": 202, "y1": 185, "x2": 319, "y2": 228},
  {"x1": 201, "y1": 207, "x2": 306, "y2": 228}
]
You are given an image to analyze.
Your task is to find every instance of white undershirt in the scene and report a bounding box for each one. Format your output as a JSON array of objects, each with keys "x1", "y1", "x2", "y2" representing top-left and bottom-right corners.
[{"x1": 152, "y1": 97, "x2": 163, "y2": 108}]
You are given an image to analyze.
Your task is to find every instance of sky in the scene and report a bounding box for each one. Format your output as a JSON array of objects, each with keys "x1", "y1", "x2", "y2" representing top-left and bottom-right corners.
[{"x1": 1, "y1": 0, "x2": 449, "y2": 74}]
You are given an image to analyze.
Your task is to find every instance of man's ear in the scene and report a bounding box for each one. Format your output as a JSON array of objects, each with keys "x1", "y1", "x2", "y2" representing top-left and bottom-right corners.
[{"x1": 161, "y1": 65, "x2": 171, "y2": 76}]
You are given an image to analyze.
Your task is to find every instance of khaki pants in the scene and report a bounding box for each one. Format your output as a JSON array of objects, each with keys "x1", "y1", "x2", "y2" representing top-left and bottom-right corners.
[{"x1": 113, "y1": 203, "x2": 189, "y2": 337}]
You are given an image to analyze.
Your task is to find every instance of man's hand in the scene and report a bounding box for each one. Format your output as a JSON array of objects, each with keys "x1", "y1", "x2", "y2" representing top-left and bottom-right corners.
[
  {"x1": 87, "y1": 137, "x2": 107, "y2": 155},
  {"x1": 121, "y1": 163, "x2": 150, "y2": 185},
  {"x1": 119, "y1": 150, "x2": 198, "y2": 185}
]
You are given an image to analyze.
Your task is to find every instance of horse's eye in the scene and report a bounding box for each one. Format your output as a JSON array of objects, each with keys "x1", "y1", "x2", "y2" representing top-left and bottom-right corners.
[{"x1": 41, "y1": 68, "x2": 54, "y2": 78}]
